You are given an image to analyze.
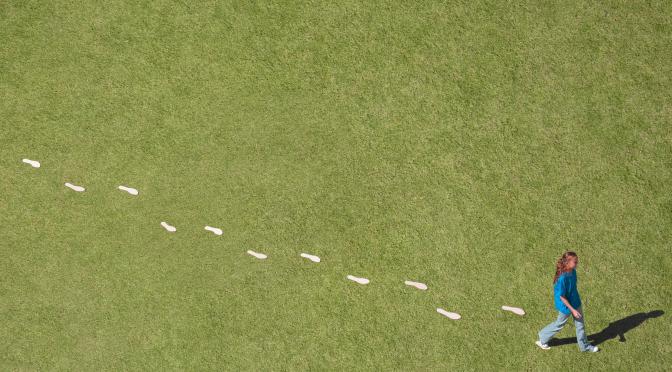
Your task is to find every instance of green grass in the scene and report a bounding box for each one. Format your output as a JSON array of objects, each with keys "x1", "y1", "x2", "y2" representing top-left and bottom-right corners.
[{"x1": 1, "y1": 0, "x2": 671, "y2": 370}]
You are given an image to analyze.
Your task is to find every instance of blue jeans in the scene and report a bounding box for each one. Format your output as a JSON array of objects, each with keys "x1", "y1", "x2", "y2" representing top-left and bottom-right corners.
[{"x1": 538, "y1": 307, "x2": 591, "y2": 351}]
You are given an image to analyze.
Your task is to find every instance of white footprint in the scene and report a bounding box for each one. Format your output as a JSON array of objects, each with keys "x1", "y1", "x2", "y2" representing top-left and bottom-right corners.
[
  {"x1": 501, "y1": 305, "x2": 525, "y2": 316},
  {"x1": 204, "y1": 226, "x2": 223, "y2": 235},
  {"x1": 437, "y1": 308, "x2": 461, "y2": 320},
  {"x1": 346, "y1": 275, "x2": 370, "y2": 285},
  {"x1": 300, "y1": 253, "x2": 321, "y2": 263},
  {"x1": 247, "y1": 250, "x2": 267, "y2": 259},
  {"x1": 404, "y1": 280, "x2": 428, "y2": 290},
  {"x1": 160, "y1": 222, "x2": 176, "y2": 232},
  {"x1": 22, "y1": 159, "x2": 40, "y2": 168},
  {"x1": 118, "y1": 185, "x2": 139, "y2": 195},
  {"x1": 64, "y1": 182, "x2": 85, "y2": 192}
]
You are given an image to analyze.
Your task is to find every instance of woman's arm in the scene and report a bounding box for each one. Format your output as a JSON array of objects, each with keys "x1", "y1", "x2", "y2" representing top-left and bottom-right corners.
[{"x1": 560, "y1": 296, "x2": 581, "y2": 318}]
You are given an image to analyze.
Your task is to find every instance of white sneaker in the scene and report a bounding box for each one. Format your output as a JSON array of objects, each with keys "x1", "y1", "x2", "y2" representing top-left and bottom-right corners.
[
  {"x1": 535, "y1": 340, "x2": 551, "y2": 350},
  {"x1": 585, "y1": 345, "x2": 599, "y2": 353}
]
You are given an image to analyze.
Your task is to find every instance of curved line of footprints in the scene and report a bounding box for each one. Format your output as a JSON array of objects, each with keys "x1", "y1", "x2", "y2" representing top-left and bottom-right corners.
[{"x1": 22, "y1": 158, "x2": 527, "y2": 320}]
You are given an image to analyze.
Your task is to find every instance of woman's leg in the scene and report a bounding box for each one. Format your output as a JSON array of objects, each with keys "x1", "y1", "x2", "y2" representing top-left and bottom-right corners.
[
  {"x1": 538, "y1": 312, "x2": 570, "y2": 344},
  {"x1": 574, "y1": 307, "x2": 591, "y2": 351}
]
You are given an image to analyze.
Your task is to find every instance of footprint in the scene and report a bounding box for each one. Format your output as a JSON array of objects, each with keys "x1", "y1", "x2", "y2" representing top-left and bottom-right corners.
[
  {"x1": 204, "y1": 226, "x2": 222, "y2": 235},
  {"x1": 404, "y1": 280, "x2": 428, "y2": 290},
  {"x1": 501, "y1": 305, "x2": 525, "y2": 316},
  {"x1": 247, "y1": 250, "x2": 267, "y2": 259},
  {"x1": 160, "y1": 222, "x2": 176, "y2": 232},
  {"x1": 437, "y1": 308, "x2": 461, "y2": 320},
  {"x1": 118, "y1": 185, "x2": 139, "y2": 195},
  {"x1": 64, "y1": 182, "x2": 85, "y2": 192},
  {"x1": 300, "y1": 253, "x2": 321, "y2": 263},
  {"x1": 346, "y1": 275, "x2": 369, "y2": 285},
  {"x1": 22, "y1": 159, "x2": 40, "y2": 168}
]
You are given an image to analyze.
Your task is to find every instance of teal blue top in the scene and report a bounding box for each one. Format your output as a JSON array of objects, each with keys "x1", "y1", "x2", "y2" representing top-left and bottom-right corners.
[{"x1": 554, "y1": 269, "x2": 581, "y2": 315}]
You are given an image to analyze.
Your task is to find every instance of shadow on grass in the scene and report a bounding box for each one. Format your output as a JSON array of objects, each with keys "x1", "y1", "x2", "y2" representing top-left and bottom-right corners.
[{"x1": 547, "y1": 310, "x2": 664, "y2": 346}]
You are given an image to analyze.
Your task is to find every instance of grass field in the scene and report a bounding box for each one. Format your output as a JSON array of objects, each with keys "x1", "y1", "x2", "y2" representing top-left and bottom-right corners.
[{"x1": 1, "y1": 1, "x2": 671, "y2": 370}]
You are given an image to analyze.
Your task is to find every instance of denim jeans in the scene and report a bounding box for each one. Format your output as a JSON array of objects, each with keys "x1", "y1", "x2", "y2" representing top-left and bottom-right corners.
[{"x1": 538, "y1": 307, "x2": 591, "y2": 351}]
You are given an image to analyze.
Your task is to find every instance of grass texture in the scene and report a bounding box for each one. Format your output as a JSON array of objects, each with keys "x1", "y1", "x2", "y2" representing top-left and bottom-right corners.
[{"x1": 1, "y1": 1, "x2": 671, "y2": 370}]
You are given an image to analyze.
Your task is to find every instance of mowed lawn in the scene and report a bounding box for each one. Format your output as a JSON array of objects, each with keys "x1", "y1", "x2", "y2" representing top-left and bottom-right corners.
[{"x1": 1, "y1": 1, "x2": 671, "y2": 370}]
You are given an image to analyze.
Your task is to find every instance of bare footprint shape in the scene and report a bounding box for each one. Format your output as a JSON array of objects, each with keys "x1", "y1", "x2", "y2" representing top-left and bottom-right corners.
[
  {"x1": 300, "y1": 253, "x2": 321, "y2": 263},
  {"x1": 64, "y1": 182, "x2": 85, "y2": 192},
  {"x1": 346, "y1": 275, "x2": 369, "y2": 285},
  {"x1": 501, "y1": 305, "x2": 525, "y2": 316},
  {"x1": 160, "y1": 222, "x2": 176, "y2": 232},
  {"x1": 404, "y1": 280, "x2": 428, "y2": 290},
  {"x1": 247, "y1": 250, "x2": 267, "y2": 259},
  {"x1": 22, "y1": 159, "x2": 40, "y2": 168},
  {"x1": 437, "y1": 308, "x2": 461, "y2": 320},
  {"x1": 204, "y1": 226, "x2": 222, "y2": 235},
  {"x1": 118, "y1": 185, "x2": 139, "y2": 195}
]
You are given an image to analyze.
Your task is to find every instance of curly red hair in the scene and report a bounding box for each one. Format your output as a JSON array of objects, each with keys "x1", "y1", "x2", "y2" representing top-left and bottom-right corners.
[{"x1": 553, "y1": 251, "x2": 578, "y2": 283}]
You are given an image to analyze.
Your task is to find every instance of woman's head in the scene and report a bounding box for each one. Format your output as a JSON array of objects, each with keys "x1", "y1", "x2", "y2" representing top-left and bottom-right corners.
[{"x1": 553, "y1": 251, "x2": 578, "y2": 283}]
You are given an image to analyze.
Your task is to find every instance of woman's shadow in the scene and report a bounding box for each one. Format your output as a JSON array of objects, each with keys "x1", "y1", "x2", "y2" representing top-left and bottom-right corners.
[{"x1": 547, "y1": 310, "x2": 664, "y2": 346}]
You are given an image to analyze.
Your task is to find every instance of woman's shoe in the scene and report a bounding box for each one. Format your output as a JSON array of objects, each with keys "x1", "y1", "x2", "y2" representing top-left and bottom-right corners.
[
  {"x1": 585, "y1": 345, "x2": 599, "y2": 352},
  {"x1": 535, "y1": 341, "x2": 551, "y2": 350}
]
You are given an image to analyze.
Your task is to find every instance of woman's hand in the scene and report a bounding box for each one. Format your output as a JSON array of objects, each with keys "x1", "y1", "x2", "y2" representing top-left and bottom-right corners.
[{"x1": 560, "y1": 296, "x2": 582, "y2": 319}]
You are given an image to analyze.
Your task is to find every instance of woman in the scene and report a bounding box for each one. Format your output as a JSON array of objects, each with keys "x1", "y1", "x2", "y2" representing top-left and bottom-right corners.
[{"x1": 536, "y1": 251, "x2": 599, "y2": 352}]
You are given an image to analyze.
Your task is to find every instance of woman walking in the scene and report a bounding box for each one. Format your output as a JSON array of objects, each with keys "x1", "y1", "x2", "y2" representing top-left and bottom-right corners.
[{"x1": 536, "y1": 251, "x2": 599, "y2": 352}]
